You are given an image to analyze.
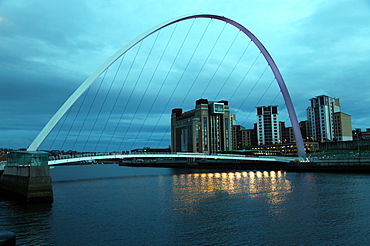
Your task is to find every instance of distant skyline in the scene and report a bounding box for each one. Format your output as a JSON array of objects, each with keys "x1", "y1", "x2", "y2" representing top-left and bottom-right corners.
[{"x1": 1, "y1": 0, "x2": 370, "y2": 150}]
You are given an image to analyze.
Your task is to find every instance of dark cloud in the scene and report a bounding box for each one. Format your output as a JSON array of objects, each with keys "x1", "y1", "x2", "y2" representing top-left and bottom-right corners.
[
  {"x1": 270, "y1": 0, "x2": 370, "y2": 128},
  {"x1": 1, "y1": 0, "x2": 369, "y2": 150}
]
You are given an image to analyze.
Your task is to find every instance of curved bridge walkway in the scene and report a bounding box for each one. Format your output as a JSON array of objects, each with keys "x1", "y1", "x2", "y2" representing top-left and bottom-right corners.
[{"x1": 48, "y1": 153, "x2": 304, "y2": 165}]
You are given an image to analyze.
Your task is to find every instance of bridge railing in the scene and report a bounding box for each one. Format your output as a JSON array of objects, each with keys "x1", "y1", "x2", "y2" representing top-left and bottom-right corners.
[
  {"x1": 307, "y1": 151, "x2": 370, "y2": 161},
  {"x1": 47, "y1": 152, "x2": 303, "y2": 165},
  {"x1": 47, "y1": 151, "x2": 284, "y2": 161},
  {"x1": 48, "y1": 152, "x2": 119, "y2": 160}
]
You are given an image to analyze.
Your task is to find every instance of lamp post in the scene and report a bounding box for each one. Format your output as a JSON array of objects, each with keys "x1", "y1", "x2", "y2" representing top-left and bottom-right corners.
[{"x1": 356, "y1": 132, "x2": 360, "y2": 156}]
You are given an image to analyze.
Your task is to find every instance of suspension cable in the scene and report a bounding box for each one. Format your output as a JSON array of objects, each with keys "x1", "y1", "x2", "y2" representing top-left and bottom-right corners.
[
  {"x1": 93, "y1": 54, "x2": 126, "y2": 151},
  {"x1": 132, "y1": 19, "x2": 206, "y2": 149},
  {"x1": 241, "y1": 76, "x2": 276, "y2": 126},
  {"x1": 118, "y1": 30, "x2": 164, "y2": 151},
  {"x1": 234, "y1": 63, "x2": 269, "y2": 115},
  {"x1": 81, "y1": 69, "x2": 109, "y2": 151},
  {"x1": 200, "y1": 30, "x2": 240, "y2": 98},
  {"x1": 228, "y1": 52, "x2": 262, "y2": 102},
  {"x1": 118, "y1": 20, "x2": 195, "y2": 151},
  {"x1": 105, "y1": 39, "x2": 147, "y2": 151},
  {"x1": 146, "y1": 21, "x2": 225, "y2": 148},
  {"x1": 60, "y1": 85, "x2": 91, "y2": 150},
  {"x1": 144, "y1": 19, "x2": 213, "y2": 147},
  {"x1": 48, "y1": 103, "x2": 73, "y2": 150},
  {"x1": 213, "y1": 38, "x2": 252, "y2": 101}
]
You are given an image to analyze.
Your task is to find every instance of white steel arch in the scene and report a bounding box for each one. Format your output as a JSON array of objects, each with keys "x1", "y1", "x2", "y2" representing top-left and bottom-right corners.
[{"x1": 28, "y1": 14, "x2": 306, "y2": 158}]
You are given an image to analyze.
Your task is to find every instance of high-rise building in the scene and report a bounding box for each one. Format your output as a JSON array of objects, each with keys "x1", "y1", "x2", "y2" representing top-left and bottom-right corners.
[
  {"x1": 256, "y1": 106, "x2": 280, "y2": 145},
  {"x1": 306, "y1": 95, "x2": 339, "y2": 142},
  {"x1": 171, "y1": 99, "x2": 235, "y2": 153},
  {"x1": 306, "y1": 95, "x2": 352, "y2": 142}
]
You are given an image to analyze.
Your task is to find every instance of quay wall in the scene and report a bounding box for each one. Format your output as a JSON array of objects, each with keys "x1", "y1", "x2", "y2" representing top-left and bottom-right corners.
[
  {"x1": 319, "y1": 139, "x2": 370, "y2": 150},
  {"x1": 288, "y1": 157, "x2": 370, "y2": 173},
  {"x1": 119, "y1": 159, "x2": 287, "y2": 170},
  {"x1": 0, "y1": 166, "x2": 53, "y2": 203},
  {"x1": 119, "y1": 157, "x2": 370, "y2": 173}
]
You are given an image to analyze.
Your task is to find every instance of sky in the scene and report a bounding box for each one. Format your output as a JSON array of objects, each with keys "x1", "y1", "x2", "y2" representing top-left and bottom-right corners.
[{"x1": 1, "y1": 0, "x2": 370, "y2": 151}]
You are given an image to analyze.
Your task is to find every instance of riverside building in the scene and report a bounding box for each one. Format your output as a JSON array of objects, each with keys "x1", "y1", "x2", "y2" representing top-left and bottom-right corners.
[
  {"x1": 256, "y1": 106, "x2": 280, "y2": 145},
  {"x1": 306, "y1": 95, "x2": 352, "y2": 142},
  {"x1": 171, "y1": 99, "x2": 235, "y2": 153}
]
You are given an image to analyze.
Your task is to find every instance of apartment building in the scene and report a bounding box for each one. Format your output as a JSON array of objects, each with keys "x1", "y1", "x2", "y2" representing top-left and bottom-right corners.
[
  {"x1": 256, "y1": 106, "x2": 280, "y2": 145},
  {"x1": 307, "y1": 95, "x2": 352, "y2": 142}
]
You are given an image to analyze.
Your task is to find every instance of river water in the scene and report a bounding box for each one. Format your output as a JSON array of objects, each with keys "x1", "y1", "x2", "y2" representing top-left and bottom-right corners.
[{"x1": 1, "y1": 164, "x2": 370, "y2": 245}]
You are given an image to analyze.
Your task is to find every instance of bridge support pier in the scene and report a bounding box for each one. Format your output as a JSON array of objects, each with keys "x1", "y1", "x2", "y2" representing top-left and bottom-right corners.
[{"x1": 0, "y1": 151, "x2": 53, "y2": 203}]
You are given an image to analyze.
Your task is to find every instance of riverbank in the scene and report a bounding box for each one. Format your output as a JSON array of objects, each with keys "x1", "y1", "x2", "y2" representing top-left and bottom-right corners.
[
  {"x1": 285, "y1": 163, "x2": 370, "y2": 173},
  {"x1": 119, "y1": 158, "x2": 370, "y2": 174},
  {"x1": 119, "y1": 159, "x2": 287, "y2": 170}
]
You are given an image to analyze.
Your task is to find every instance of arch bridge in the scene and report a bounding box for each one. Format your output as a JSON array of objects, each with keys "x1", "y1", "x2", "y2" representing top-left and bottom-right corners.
[{"x1": 28, "y1": 14, "x2": 306, "y2": 161}]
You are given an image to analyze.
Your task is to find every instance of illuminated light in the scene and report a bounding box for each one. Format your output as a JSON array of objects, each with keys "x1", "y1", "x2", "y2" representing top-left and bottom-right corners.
[
  {"x1": 228, "y1": 172, "x2": 234, "y2": 178},
  {"x1": 249, "y1": 171, "x2": 255, "y2": 178},
  {"x1": 235, "y1": 172, "x2": 241, "y2": 179},
  {"x1": 201, "y1": 173, "x2": 207, "y2": 178},
  {"x1": 194, "y1": 173, "x2": 199, "y2": 178},
  {"x1": 263, "y1": 171, "x2": 269, "y2": 177},
  {"x1": 215, "y1": 173, "x2": 221, "y2": 178},
  {"x1": 222, "y1": 173, "x2": 228, "y2": 178},
  {"x1": 207, "y1": 173, "x2": 214, "y2": 178},
  {"x1": 270, "y1": 171, "x2": 276, "y2": 177},
  {"x1": 242, "y1": 172, "x2": 248, "y2": 177},
  {"x1": 256, "y1": 171, "x2": 262, "y2": 178}
]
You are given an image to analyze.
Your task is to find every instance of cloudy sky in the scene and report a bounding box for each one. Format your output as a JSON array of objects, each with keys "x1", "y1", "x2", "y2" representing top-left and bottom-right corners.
[{"x1": 1, "y1": 0, "x2": 370, "y2": 151}]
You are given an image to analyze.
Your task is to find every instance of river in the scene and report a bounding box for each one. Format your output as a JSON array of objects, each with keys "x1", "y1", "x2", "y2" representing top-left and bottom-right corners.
[{"x1": 1, "y1": 164, "x2": 370, "y2": 245}]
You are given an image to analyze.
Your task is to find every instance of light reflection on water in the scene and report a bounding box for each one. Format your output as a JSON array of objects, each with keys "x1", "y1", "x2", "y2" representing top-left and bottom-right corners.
[
  {"x1": 1, "y1": 165, "x2": 370, "y2": 245},
  {"x1": 171, "y1": 171, "x2": 292, "y2": 217}
]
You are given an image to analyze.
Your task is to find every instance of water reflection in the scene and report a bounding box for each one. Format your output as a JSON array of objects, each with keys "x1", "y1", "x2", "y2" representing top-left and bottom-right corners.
[
  {"x1": 2, "y1": 166, "x2": 370, "y2": 245},
  {"x1": 171, "y1": 170, "x2": 292, "y2": 216},
  {"x1": 0, "y1": 198, "x2": 53, "y2": 245}
]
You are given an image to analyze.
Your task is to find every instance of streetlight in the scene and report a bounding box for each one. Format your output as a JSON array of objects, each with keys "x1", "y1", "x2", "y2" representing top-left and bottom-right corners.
[{"x1": 354, "y1": 131, "x2": 360, "y2": 156}]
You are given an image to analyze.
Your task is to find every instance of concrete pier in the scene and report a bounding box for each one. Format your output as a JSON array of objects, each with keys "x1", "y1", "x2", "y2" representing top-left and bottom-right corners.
[{"x1": 0, "y1": 151, "x2": 53, "y2": 203}]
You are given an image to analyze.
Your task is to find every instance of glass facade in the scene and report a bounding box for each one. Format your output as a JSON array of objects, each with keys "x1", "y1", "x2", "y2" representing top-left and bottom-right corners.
[{"x1": 7, "y1": 151, "x2": 49, "y2": 167}]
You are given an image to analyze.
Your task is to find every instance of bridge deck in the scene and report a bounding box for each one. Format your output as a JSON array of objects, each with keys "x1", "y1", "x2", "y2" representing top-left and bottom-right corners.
[{"x1": 48, "y1": 153, "x2": 303, "y2": 165}]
